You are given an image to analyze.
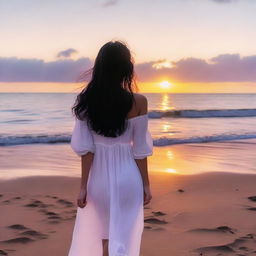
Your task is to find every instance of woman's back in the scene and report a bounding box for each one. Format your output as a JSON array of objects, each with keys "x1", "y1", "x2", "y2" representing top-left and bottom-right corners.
[{"x1": 71, "y1": 93, "x2": 152, "y2": 157}]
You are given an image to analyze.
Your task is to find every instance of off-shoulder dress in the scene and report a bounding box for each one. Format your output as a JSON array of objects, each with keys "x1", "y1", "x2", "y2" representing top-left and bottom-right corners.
[{"x1": 67, "y1": 114, "x2": 153, "y2": 256}]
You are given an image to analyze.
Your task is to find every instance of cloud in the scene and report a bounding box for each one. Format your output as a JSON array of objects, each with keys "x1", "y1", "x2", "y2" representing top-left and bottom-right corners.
[
  {"x1": 0, "y1": 57, "x2": 92, "y2": 82},
  {"x1": 1, "y1": 53, "x2": 256, "y2": 83},
  {"x1": 152, "y1": 59, "x2": 173, "y2": 69},
  {"x1": 56, "y1": 48, "x2": 78, "y2": 58},
  {"x1": 137, "y1": 54, "x2": 256, "y2": 83},
  {"x1": 211, "y1": 0, "x2": 238, "y2": 3},
  {"x1": 102, "y1": 0, "x2": 118, "y2": 7}
]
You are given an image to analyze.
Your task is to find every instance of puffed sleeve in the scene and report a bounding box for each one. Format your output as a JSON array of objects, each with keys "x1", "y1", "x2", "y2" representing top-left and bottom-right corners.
[
  {"x1": 132, "y1": 115, "x2": 153, "y2": 159},
  {"x1": 70, "y1": 116, "x2": 95, "y2": 156}
]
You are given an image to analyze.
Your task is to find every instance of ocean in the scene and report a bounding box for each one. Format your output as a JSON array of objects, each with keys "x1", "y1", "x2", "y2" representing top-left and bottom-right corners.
[
  {"x1": 1, "y1": 92, "x2": 256, "y2": 178},
  {"x1": 1, "y1": 93, "x2": 256, "y2": 146}
]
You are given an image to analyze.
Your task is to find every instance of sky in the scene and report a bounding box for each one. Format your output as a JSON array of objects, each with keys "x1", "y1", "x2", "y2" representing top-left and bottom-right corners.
[{"x1": 0, "y1": 0, "x2": 256, "y2": 93}]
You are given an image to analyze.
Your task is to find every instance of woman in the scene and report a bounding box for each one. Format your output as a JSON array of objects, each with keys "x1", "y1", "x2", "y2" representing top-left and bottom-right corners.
[{"x1": 68, "y1": 40, "x2": 153, "y2": 256}]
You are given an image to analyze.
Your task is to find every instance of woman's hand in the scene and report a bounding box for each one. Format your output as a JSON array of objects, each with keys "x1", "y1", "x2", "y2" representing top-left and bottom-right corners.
[
  {"x1": 143, "y1": 185, "x2": 152, "y2": 205},
  {"x1": 77, "y1": 187, "x2": 87, "y2": 208}
]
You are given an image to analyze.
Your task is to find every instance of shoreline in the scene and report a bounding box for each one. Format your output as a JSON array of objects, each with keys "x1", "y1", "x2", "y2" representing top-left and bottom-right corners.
[{"x1": 1, "y1": 139, "x2": 256, "y2": 180}]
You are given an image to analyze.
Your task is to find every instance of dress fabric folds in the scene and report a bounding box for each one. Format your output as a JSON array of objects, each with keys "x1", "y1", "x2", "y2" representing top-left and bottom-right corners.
[{"x1": 68, "y1": 114, "x2": 153, "y2": 256}]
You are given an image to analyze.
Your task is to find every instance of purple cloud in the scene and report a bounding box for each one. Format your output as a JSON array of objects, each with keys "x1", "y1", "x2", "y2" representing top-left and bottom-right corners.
[
  {"x1": 137, "y1": 54, "x2": 256, "y2": 82},
  {"x1": 211, "y1": 0, "x2": 238, "y2": 3},
  {"x1": 1, "y1": 53, "x2": 256, "y2": 83},
  {"x1": 0, "y1": 57, "x2": 92, "y2": 82},
  {"x1": 102, "y1": 0, "x2": 118, "y2": 7},
  {"x1": 57, "y1": 48, "x2": 78, "y2": 58}
]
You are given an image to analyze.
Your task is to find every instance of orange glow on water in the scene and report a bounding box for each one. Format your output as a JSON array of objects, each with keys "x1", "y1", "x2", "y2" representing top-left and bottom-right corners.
[{"x1": 1, "y1": 81, "x2": 256, "y2": 93}]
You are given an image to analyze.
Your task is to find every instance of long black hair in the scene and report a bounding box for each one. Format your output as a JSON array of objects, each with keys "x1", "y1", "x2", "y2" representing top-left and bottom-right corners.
[{"x1": 72, "y1": 40, "x2": 138, "y2": 137}]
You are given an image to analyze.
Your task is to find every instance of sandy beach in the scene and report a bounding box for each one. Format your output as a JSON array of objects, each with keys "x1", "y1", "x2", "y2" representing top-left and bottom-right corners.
[{"x1": 1, "y1": 171, "x2": 256, "y2": 256}]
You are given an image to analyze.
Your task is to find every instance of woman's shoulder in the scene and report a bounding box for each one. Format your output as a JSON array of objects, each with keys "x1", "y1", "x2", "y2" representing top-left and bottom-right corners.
[
  {"x1": 133, "y1": 93, "x2": 148, "y2": 103},
  {"x1": 133, "y1": 93, "x2": 148, "y2": 115}
]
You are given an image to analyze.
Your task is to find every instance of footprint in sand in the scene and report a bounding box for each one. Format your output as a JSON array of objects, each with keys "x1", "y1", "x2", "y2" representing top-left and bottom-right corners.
[
  {"x1": 1, "y1": 195, "x2": 23, "y2": 205},
  {"x1": 6, "y1": 224, "x2": 48, "y2": 240},
  {"x1": 45, "y1": 211, "x2": 58, "y2": 216},
  {"x1": 56, "y1": 199, "x2": 74, "y2": 207},
  {"x1": 1, "y1": 237, "x2": 34, "y2": 244},
  {"x1": 0, "y1": 249, "x2": 8, "y2": 255},
  {"x1": 189, "y1": 225, "x2": 236, "y2": 234},
  {"x1": 248, "y1": 196, "x2": 256, "y2": 202},
  {"x1": 7, "y1": 224, "x2": 28, "y2": 230},
  {"x1": 24, "y1": 199, "x2": 54, "y2": 209},
  {"x1": 152, "y1": 211, "x2": 166, "y2": 216},
  {"x1": 144, "y1": 217, "x2": 168, "y2": 224},
  {"x1": 246, "y1": 196, "x2": 256, "y2": 211},
  {"x1": 195, "y1": 233, "x2": 256, "y2": 255},
  {"x1": 19, "y1": 230, "x2": 48, "y2": 239},
  {"x1": 143, "y1": 211, "x2": 168, "y2": 231},
  {"x1": 38, "y1": 206, "x2": 76, "y2": 223},
  {"x1": 144, "y1": 223, "x2": 166, "y2": 231},
  {"x1": 39, "y1": 210, "x2": 62, "y2": 223},
  {"x1": 246, "y1": 207, "x2": 256, "y2": 211}
]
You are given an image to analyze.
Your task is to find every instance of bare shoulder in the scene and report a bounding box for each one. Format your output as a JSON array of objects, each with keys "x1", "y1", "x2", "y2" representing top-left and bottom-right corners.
[{"x1": 133, "y1": 93, "x2": 148, "y2": 115}]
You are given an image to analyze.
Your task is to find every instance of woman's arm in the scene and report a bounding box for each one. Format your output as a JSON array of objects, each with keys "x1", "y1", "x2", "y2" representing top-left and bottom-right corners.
[
  {"x1": 80, "y1": 152, "x2": 94, "y2": 189},
  {"x1": 135, "y1": 157, "x2": 152, "y2": 205},
  {"x1": 77, "y1": 152, "x2": 94, "y2": 208},
  {"x1": 133, "y1": 94, "x2": 152, "y2": 205},
  {"x1": 135, "y1": 158, "x2": 150, "y2": 187}
]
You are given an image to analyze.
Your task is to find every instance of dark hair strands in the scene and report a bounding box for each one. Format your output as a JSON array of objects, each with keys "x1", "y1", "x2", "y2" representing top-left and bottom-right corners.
[{"x1": 72, "y1": 40, "x2": 139, "y2": 137}]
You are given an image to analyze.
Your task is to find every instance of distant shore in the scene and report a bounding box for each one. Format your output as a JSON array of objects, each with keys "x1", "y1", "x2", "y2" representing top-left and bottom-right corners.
[{"x1": 1, "y1": 172, "x2": 256, "y2": 255}]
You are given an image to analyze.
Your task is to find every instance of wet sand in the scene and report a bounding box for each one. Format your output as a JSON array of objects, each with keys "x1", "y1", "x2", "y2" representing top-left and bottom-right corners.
[{"x1": 1, "y1": 139, "x2": 256, "y2": 180}]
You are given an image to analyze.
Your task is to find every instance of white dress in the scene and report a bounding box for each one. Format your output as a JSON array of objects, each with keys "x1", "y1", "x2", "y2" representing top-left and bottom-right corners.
[{"x1": 68, "y1": 114, "x2": 153, "y2": 256}]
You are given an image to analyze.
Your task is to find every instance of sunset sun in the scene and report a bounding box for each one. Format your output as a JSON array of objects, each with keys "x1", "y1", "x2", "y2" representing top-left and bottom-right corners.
[{"x1": 158, "y1": 80, "x2": 172, "y2": 89}]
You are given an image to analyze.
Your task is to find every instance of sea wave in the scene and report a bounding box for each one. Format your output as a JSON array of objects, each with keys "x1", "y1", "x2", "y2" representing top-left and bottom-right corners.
[
  {"x1": 148, "y1": 108, "x2": 256, "y2": 118},
  {"x1": 0, "y1": 134, "x2": 70, "y2": 146},
  {"x1": 153, "y1": 133, "x2": 256, "y2": 146},
  {"x1": 1, "y1": 133, "x2": 256, "y2": 147}
]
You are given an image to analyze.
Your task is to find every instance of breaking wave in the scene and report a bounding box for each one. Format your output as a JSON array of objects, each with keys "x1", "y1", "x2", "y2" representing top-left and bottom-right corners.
[
  {"x1": 148, "y1": 109, "x2": 256, "y2": 118},
  {"x1": 1, "y1": 133, "x2": 256, "y2": 147}
]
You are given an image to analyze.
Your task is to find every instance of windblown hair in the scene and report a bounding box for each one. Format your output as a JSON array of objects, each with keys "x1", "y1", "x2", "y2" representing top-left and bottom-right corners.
[{"x1": 72, "y1": 40, "x2": 138, "y2": 137}]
